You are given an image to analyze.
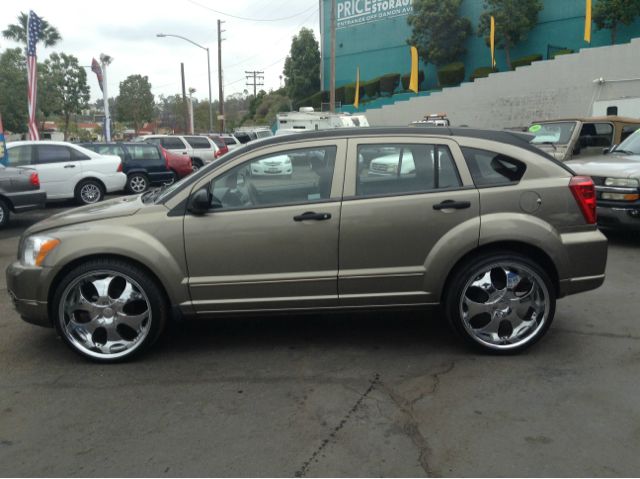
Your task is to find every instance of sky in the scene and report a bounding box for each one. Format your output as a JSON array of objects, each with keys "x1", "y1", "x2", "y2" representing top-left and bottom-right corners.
[{"x1": 1, "y1": 0, "x2": 321, "y2": 103}]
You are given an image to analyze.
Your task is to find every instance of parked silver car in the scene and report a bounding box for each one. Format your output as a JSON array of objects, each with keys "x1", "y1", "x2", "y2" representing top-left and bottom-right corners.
[{"x1": 6, "y1": 128, "x2": 607, "y2": 362}]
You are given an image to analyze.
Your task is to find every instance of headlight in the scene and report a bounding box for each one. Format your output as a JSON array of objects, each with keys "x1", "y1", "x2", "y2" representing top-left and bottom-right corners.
[
  {"x1": 285, "y1": 157, "x2": 291, "y2": 164},
  {"x1": 21, "y1": 236, "x2": 61, "y2": 267},
  {"x1": 604, "y1": 178, "x2": 640, "y2": 187},
  {"x1": 601, "y1": 192, "x2": 640, "y2": 201}
]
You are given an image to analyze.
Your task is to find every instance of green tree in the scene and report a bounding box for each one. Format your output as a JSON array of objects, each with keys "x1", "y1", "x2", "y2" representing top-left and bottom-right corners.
[
  {"x1": 593, "y1": 0, "x2": 640, "y2": 44},
  {"x1": 116, "y1": 75, "x2": 155, "y2": 134},
  {"x1": 0, "y1": 48, "x2": 28, "y2": 133},
  {"x1": 2, "y1": 11, "x2": 62, "y2": 48},
  {"x1": 478, "y1": 0, "x2": 543, "y2": 70},
  {"x1": 283, "y1": 28, "x2": 320, "y2": 105},
  {"x1": 407, "y1": 0, "x2": 472, "y2": 66},
  {"x1": 41, "y1": 53, "x2": 91, "y2": 140}
]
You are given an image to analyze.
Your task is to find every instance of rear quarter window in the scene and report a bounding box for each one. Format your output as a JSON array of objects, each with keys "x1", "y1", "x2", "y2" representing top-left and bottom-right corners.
[
  {"x1": 461, "y1": 147, "x2": 527, "y2": 186},
  {"x1": 184, "y1": 137, "x2": 212, "y2": 149}
]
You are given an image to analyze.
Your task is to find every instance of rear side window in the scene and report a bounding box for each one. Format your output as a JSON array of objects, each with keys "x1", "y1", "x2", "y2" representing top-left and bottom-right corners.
[
  {"x1": 621, "y1": 125, "x2": 640, "y2": 142},
  {"x1": 127, "y1": 144, "x2": 161, "y2": 161},
  {"x1": 356, "y1": 144, "x2": 462, "y2": 198},
  {"x1": 235, "y1": 133, "x2": 251, "y2": 144},
  {"x1": 94, "y1": 145, "x2": 124, "y2": 158},
  {"x1": 7, "y1": 145, "x2": 33, "y2": 166},
  {"x1": 34, "y1": 145, "x2": 72, "y2": 164},
  {"x1": 184, "y1": 137, "x2": 212, "y2": 149},
  {"x1": 160, "y1": 137, "x2": 186, "y2": 150},
  {"x1": 461, "y1": 147, "x2": 526, "y2": 186}
]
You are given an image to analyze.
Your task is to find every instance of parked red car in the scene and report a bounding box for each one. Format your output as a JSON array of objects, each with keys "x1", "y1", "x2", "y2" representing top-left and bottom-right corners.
[{"x1": 160, "y1": 146, "x2": 193, "y2": 178}]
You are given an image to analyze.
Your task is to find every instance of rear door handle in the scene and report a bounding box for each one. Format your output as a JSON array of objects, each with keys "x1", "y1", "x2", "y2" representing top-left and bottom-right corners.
[
  {"x1": 64, "y1": 164, "x2": 76, "y2": 169},
  {"x1": 433, "y1": 200, "x2": 471, "y2": 210},
  {"x1": 294, "y1": 211, "x2": 332, "y2": 222}
]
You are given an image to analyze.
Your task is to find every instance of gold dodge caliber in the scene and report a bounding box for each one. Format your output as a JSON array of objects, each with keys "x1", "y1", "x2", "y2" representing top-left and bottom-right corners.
[{"x1": 6, "y1": 128, "x2": 608, "y2": 362}]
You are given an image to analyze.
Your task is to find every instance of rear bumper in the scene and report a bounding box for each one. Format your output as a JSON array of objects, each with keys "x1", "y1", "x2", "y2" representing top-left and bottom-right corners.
[
  {"x1": 5, "y1": 261, "x2": 52, "y2": 327},
  {"x1": 558, "y1": 229, "x2": 608, "y2": 297},
  {"x1": 149, "y1": 171, "x2": 176, "y2": 185},
  {"x1": 5, "y1": 190, "x2": 47, "y2": 213},
  {"x1": 103, "y1": 173, "x2": 128, "y2": 193}
]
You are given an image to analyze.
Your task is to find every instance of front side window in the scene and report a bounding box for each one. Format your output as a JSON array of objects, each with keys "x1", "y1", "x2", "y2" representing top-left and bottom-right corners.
[
  {"x1": 207, "y1": 146, "x2": 337, "y2": 210},
  {"x1": 356, "y1": 144, "x2": 462, "y2": 197},
  {"x1": 462, "y1": 147, "x2": 526, "y2": 186},
  {"x1": 7, "y1": 145, "x2": 33, "y2": 166},
  {"x1": 35, "y1": 145, "x2": 72, "y2": 164},
  {"x1": 578, "y1": 122, "x2": 614, "y2": 149}
]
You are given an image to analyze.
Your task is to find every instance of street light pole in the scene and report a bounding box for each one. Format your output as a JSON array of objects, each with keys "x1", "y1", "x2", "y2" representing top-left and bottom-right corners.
[{"x1": 156, "y1": 33, "x2": 214, "y2": 133}]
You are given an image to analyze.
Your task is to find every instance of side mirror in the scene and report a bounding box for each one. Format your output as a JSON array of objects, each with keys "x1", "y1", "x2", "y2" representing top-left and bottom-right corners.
[{"x1": 187, "y1": 188, "x2": 211, "y2": 215}]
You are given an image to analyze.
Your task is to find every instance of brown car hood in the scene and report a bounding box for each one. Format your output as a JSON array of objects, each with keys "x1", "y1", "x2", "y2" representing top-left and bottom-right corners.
[
  {"x1": 25, "y1": 195, "x2": 145, "y2": 235},
  {"x1": 565, "y1": 155, "x2": 640, "y2": 178}
]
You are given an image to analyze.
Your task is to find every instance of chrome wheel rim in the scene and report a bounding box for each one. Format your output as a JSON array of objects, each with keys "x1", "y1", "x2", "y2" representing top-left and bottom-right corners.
[
  {"x1": 80, "y1": 184, "x2": 101, "y2": 204},
  {"x1": 192, "y1": 164, "x2": 200, "y2": 172},
  {"x1": 129, "y1": 176, "x2": 147, "y2": 193},
  {"x1": 59, "y1": 270, "x2": 152, "y2": 359},
  {"x1": 459, "y1": 262, "x2": 550, "y2": 350}
]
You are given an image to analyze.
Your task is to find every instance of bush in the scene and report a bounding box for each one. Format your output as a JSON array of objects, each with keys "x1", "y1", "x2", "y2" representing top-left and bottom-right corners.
[
  {"x1": 511, "y1": 54, "x2": 543, "y2": 69},
  {"x1": 550, "y1": 49, "x2": 573, "y2": 59},
  {"x1": 437, "y1": 62, "x2": 465, "y2": 87},
  {"x1": 470, "y1": 66, "x2": 499, "y2": 81},
  {"x1": 401, "y1": 70, "x2": 425, "y2": 90},
  {"x1": 363, "y1": 78, "x2": 381, "y2": 98},
  {"x1": 379, "y1": 73, "x2": 401, "y2": 96}
]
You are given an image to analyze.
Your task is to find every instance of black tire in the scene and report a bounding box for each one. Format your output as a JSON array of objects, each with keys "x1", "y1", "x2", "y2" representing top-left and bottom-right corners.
[
  {"x1": 75, "y1": 179, "x2": 105, "y2": 205},
  {"x1": 126, "y1": 173, "x2": 150, "y2": 194},
  {"x1": 444, "y1": 251, "x2": 556, "y2": 354},
  {"x1": 191, "y1": 159, "x2": 203, "y2": 171},
  {"x1": 51, "y1": 258, "x2": 169, "y2": 363},
  {"x1": 0, "y1": 198, "x2": 9, "y2": 229}
]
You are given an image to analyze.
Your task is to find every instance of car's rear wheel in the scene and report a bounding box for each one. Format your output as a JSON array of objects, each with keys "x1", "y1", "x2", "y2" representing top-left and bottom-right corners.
[
  {"x1": 192, "y1": 159, "x2": 203, "y2": 171},
  {"x1": 444, "y1": 252, "x2": 555, "y2": 354},
  {"x1": 127, "y1": 173, "x2": 149, "y2": 194},
  {"x1": 0, "y1": 198, "x2": 9, "y2": 229},
  {"x1": 52, "y1": 259, "x2": 168, "y2": 362},
  {"x1": 75, "y1": 180, "x2": 104, "y2": 205}
]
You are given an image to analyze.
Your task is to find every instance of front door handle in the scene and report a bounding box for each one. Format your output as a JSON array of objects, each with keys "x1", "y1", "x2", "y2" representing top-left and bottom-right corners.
[
  {"x1": 64, "y1": 164, "x2": 76, "y2": 169},
  {"x1": 294, "y1": 211, "x2": 332, "y2": 222},
  {"x1": 433, "y1": 200, "x2": 471, "y2": 210}
]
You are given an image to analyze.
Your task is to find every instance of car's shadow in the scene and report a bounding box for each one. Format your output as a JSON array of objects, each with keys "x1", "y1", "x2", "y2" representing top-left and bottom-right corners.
[{"x1": 601, "y1": 228, "x2": 640, "y2": 247}]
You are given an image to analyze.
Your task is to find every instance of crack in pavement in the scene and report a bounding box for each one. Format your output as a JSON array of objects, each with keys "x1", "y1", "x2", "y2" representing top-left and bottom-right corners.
[
  {"x1": 294, "y1": 373, "x2": 380, "y2": 478},
  {"x1": 378, "y1": 361, "x2": 457, "y2": 477},
  {"x1": 554, "y1": 328, "x2": 640, "y2": 341}
]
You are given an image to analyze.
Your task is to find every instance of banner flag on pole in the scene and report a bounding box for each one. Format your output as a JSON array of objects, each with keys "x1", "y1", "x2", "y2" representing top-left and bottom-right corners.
[
  {"x1": 409, "y1": 46, "x2": 419, "y2": 93},
  {"x1": 354, "y1": 67, "x2": 360, "y2": 109},
  {"x1": 0, "y1": 113, "x2": 8, "y2": 166},
  {"x1": 91, "y1": 58, "x2": 104, "y2": 93},
  {"x1": 490, "y1": 16, "x2": 497, "y2": 69},
  {"x1": 26, "y1": 10, "x2": 43, "y2": 141},
  {"x1": 584, "y1": 0, "x2": 592, "y2": 43}
]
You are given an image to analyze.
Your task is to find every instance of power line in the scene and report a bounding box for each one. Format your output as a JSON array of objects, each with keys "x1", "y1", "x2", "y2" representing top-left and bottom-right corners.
[{"x1": 186, "y1": 0, "x2": 316, "y2": 22}]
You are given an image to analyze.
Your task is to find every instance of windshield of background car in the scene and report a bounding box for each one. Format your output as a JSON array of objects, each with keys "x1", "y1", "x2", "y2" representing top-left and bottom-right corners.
[
  {"x1": 529, "y1": 122, "x2": 576, "y2": 144},
  {"x1": 613, "y1": 128, "x2": 640, "y2": 156}
]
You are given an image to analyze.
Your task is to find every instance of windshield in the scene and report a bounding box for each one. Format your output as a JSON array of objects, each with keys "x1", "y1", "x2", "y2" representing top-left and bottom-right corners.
[
  {"x1": 529, "y1": 122, "x2": 577, "y2": 145},
  {"x1": 613, "y1": 129, "x2": 640, "y2": 155}
]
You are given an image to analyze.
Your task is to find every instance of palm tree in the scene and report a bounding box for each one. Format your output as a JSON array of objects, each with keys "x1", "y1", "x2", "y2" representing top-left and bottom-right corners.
[{"x1": 2, "y1": 12, "x2": 62, "y2": 48}]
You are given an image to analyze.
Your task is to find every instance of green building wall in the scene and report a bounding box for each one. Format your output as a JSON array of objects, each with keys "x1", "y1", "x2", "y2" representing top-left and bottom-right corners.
[{"x1": 320, "y1": 0, "x2": 640, "y2": 93}]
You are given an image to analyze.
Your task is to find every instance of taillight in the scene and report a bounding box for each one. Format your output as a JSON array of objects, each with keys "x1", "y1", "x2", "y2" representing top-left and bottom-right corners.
[
  {"x1": 29, "y1": 172, "x2": 40, "y2": 187},
  {"x1": 215, "y1": 149, "x2": 223, "y2": 158},
  {"x1": 117, "y1": 162, "x2": 123, "y2": 172},
  {"x1": 569, "y1": 176, "x2": 597, "y2": 224}
]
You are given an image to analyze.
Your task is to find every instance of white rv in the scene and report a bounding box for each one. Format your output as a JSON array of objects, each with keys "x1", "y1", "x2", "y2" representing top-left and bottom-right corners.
[{"x1": 276, "y1": 107, "x2": 369, "y2": 133}]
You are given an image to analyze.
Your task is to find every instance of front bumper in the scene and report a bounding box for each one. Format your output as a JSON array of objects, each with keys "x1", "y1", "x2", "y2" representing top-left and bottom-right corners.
[
  {"x1": 5, "y1": 261, "x2": 52, "y2": 327},
  {"x1": 596, "y1": 205, "x2": 640, "y2": 230}
]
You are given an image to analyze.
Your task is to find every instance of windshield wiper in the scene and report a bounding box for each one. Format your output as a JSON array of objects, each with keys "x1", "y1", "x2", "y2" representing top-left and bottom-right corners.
[
  {"x1": 611, "y1": 149, "x2": 637, "y2": 155},
  {"x1": 538, "y1": 141, "x2": 557, "y2": 151}
]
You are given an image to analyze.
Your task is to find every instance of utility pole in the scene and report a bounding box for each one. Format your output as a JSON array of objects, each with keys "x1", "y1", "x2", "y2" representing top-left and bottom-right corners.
[
  {"x1": 181, "y1": 62, "x2": 188, "y2": 134},
  {"x1": 245, "y1": 70, "x2": 265, "y2": 98},
  {"x1": 217, "y1": 19, "x2": 225, "y2": 132},
  {"x1": 330, "y1": 0, "x2": 336, "y2": 112}
]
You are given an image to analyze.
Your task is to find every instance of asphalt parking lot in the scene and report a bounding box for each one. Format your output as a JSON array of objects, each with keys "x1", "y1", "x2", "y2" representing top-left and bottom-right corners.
[{"x1": 1, "y1": 203, "x2": 639, "y2": 477}]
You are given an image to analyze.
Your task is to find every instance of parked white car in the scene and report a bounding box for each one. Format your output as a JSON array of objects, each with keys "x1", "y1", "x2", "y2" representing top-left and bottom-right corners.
[
  {"x1": 369, "y1": 150, "x2": 416, "y2": 176},
  {"x1": 140, "y1": 135, "x2": 220, "y2": 170},
  {"x1": 249, "y1": 154, "x2": 293, "y2": 176},
  {"x1": 6, "y1": 141, "x2": 126, "y2": 204}
]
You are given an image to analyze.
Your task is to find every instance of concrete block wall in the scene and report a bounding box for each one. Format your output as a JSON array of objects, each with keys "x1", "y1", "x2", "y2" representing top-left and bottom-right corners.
[{"x1": 362, "y1": 39, "x2": 640, "y2": 129}]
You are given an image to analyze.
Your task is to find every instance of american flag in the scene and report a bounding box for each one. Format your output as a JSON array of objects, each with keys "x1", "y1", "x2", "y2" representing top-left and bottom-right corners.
[
  {"x1": 27, "y1": 11, "x2": 43, "y2": 141},
  {"x1": 91, "y1": 58, "x2": 104, "y2": 92}
]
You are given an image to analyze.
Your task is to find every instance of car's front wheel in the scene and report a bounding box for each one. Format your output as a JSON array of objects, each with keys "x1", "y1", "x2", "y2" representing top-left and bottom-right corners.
[
  {"x1": 75, "y1": 180, "x2": 104, "y2": 205},
  {"x1": 444, "y1": 252, "x2": 556, "y2": 354},
  {"x1": 52, "y1": 259, "x2": 168, "y2": 362},
  {"x1": 0, "y1": 198, "x2": 9, "y2": 229}
]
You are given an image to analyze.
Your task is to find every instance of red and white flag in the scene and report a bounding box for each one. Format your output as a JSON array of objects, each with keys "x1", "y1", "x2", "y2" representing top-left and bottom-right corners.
[{"x1": 26, "y1": 10, "x2": 43, "y2": 141}]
